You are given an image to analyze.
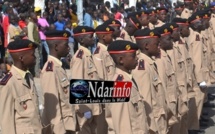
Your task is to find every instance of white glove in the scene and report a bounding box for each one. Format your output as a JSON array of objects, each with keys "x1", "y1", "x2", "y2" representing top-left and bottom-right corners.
[
  {"x1": 200, "y1": 81, "x2": 207, "y2": 87},
  {"x1": 84, "y1": 111, "x2": 92, "y2": 119}
]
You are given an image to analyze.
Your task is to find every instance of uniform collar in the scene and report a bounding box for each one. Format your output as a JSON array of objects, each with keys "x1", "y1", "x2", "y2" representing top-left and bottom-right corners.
[
  {"x1": 12, "y1": 65, "x2": 29, "y2": 79},
  {"x1": 115, "y1": 68, "x2": 132, "y2": 80},
  {"x1": 97, "y1": 42, "x2": 107, "y2": 50},
  {"x1": 160, "y1": 49, "x2": 167, "y2": 57},
  {"x1": 79, "y1": 45, "x2": 91, "y2": 56},
  {"x1": 48, "y1": 55, "x2": 62, "y2": 66},
  {"x1": 138, "y1": 52, "x2": 154, "y2": 65}
]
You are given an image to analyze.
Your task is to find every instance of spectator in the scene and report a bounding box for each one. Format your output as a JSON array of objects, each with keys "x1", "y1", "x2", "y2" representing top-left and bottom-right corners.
[
  {"x1": 83, "y1": 7, "x2": 93, "y2": 27},
  {"x1": 54, "y1": 13, "x2": 65, "y2": 30},
  {"x1": 38, "y1": 11, "x2": 50, "y2": 66},
  {"x1": 27, "y1": 12, "x2": 41, "y2": 77},
  {"x1": 18, "y1": 13, "x2": 27, "y2": 29},
  {"x1": 8, "y1": 14, "x2": 25, "y2": 43},
  {"x1": 65, "y1": 20, "x2": 74, "y2": 56}
]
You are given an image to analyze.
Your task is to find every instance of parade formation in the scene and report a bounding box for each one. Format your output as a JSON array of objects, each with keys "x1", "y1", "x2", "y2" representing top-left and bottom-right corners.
[{"x1": 0, "y1": 0, "x2": 215, "y2": 134}]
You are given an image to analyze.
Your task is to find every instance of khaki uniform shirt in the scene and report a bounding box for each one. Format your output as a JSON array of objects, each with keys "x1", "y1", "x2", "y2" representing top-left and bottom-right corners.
[
  {"x1": 118, "y1": 29, "x2": 136, "y2": 43},
  {"x1": 186, "y1": 28, "x2": 209, "y2": 84},
  {"x1": 41, "y1": 56, "x2": 78, "y2": 133},
  {"x1": 70, "y1": 46, "x2": 101, "y2": 126},
  {"x1": 105, "y1": 68, "x2": 149, "y2": 134},
  {"x1": 155, "y1": 49, "x2": 178, "y2": 125},
  {"x1": 209, "y1": 13, "x2": 215, "y2": 72},
  {"x1": 132, "y1": 53, "x2": 167, "y2": 134},
  {"x1": 0, "y1": 66, "x2": 42, "y2": 134},
  {"x1": 181, "y1": 8, "x2": 192, "y2": 19},
  {"x1": 8, "y1": 24, "x2": 22, "y2": 43},
  {"x1": 178, "y1": 38, "x2": 196, "y2": 99},
  {"x1": 167, "y1": 41, "x2": 189, "y2": 115},
  {"x1": 92, "y1": 42, "x2": 115, "y2": 80}
]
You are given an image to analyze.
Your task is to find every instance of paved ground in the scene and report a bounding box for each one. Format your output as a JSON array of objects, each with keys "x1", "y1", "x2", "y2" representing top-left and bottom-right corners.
[{"x1": 201, "y1": 85, "x2": 215, "y2": 134}]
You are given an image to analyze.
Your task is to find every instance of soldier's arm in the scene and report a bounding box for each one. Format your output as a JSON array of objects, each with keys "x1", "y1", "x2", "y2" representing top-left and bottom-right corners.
[
  {"x1": 40, "y1": 71, "x2": 61, "y2": 127},
  {"x1": 0, "y1": 85, "x2": 16, "y2": 134},
  {"x1": 92, "y1": 54, "x2": 105, "y2": 80},
  {"x1": 70, "y1": 58, "x2": 84, "y2": 79},
  {"x1": 190, "y1": 39, "x2": 204, "y2": 83},
  {"x1": 132, "y1": 69, "x2": 157, "y2": 132},
  {"x1": 108, "y1": 103, "x2": 132, "y2": 134}
]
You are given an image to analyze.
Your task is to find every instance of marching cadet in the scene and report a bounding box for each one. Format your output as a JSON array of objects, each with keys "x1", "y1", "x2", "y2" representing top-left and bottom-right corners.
[
  {"x1": 92, "y1": 24, "x2": 115, "y2": 134},
  {"x1": 138, "y1": 10, "x2": 150, "y2": 29},
  {"x1": 103, "y1": 19, "x2": 122, "y2": 40},
  {"x1": 41, "y1": 30, "x2": 78, "y2": 134},
  {"x1": 181, "y1": 0, "x2": 193, "y2": 19},
  {"x1": 128, "y1": 11, "x2": 149, "y2": 29},
  {"x1": 93, "y1": 24, "x2": 115, "y2": 80},
  {"x1": 105, "y1": 40, "x2": 149, "y2": 134},
  {"x1": 148, "y1": 9, "x2": 158, "y2": 30},
  {"x1": 186, "y1": 12, "x2": 209, "y2": 92},
  {"x1": 172, "y1": 18, "x2": 205, "y2": 133},
  {"x1": 200, "y1": 10, "x2": 215, "y2": 84},
  {"x1": 132, "y1": 28, "x2": 168, "y2": 134},
  {"x1": 174, "y1": 4, "x2": 185, "y2": 18},
  {"x1": 155, "y1": 7, "x2": 168, "y2": 27},
  {"x1": 165, "y1": 22, "x2": 189, "y2": 134},
  {"x1": 70, "y1": 26, "x2": 101, "y2": 134},
  {"x1": 119, "y1": 16, "x2": 142, "y2": 42},
  {"x1": 209, "y1": 5, "x2": 215, "y2": 75},
  {"x1": 0, "y1": 39, "x2": 42, "y2": 134},
  {"x1": 154, "y1": 25, "x2": 178, "y2": 133}
]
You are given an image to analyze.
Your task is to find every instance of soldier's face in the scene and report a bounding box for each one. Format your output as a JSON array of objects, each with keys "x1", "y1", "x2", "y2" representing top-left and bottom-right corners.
[
  {"x1": 112, "y1": 26, "x2": 121, "y2": 38},
  {"x1": 21, "y1": 49, "x2": 36, "y2": 68},
  {"x1": 158, "y1": 11, "x2": 167, "y2": 22},
  {"x1": 179, "y1": 25, "x2": 190, "y2": 37},
  {"x1": 58, "y1": 40, "x2": 70, "y2": 57},
  {"x1": 148, "y1": 38, "x2": 160, "y2": 57},
  {"x1": 122, "y1": 52, "x2": 138, "y2": 70},
  {"x1": 160, "y1": 34, "x2": 173, "y2": 50},
  {"x1": 104, "y1": 34, "x2": 113, "y2": 45},
  {"x1": 171, "y1": 29, "x2": 180, "y2": 42},
  {"x1": 83, "y1": 34, "x2": 95, "y2": 47}
]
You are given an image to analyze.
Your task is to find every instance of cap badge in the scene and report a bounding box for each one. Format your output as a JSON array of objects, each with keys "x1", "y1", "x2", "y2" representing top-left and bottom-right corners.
[
  {"x1": 125, "y1": 45, "x2": 131, "y2": 50},
  {"x1": 196, "y1": 15, "x2": 200, "y2": 19},
  {"x1": 28, "y1": 43, "x2": 33, "y2": 48},
  {"x1": 152, "y1": 11, "x2": 155, "y2": 14},
  {"x1": 106, "y1": 27, "x2": 110, "y2": 32},
  {"x1": 136, "y1": 14, "x2": 139, "y2": 18},
  {"x1": 205, "y1": 14, "x2": 208, "y2": 17},
  {"x1": 170, "y1": 25, "x2": 174, "y2": 29},
  {"x1": 164, "y1": 29, "x2": 168, "y2": 33},
  {"x1": 63, "y1": 33, "x2": 68, "y2": 37},
  {"x1": 82, "y1": 29, "x2": 86, "y2": 33},
  {"x1": 150, "y1": 32, "x2": 154, "y2": 37},
  {"x1": 112, "y1": 21, "x2": 116, "y2": 24},
  {"x1": 136, "y1": 23, "x2": 139, "y2": 27},
  {"x1": 142, "y1": 12, "x2": 145, "y2": 15}
]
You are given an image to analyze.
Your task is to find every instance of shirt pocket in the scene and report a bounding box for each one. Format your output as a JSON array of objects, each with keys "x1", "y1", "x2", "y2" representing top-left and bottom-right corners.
[
  {"x1": 130, "y1": 94, "x2": 143, "y2": 113},
  {"x1": 15, "y1": 94, "x2": 35, "y2": 115},
  {"x1": 59, "y1": 78, "x2": 70, "y2": 99}
]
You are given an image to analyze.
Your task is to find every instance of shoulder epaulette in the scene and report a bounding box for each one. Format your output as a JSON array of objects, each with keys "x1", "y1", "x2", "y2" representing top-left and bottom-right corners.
[
  {"x1": 76, "y1": 49, "x2": 84, "y2": 59},
  {"x1": 196, "y1": 34, "x2": 200, "y2": 41},
  {"x1": 138, "y1": 60, "x2": 145, "y2": 70},
  {"x1": 116, "y1": 74, "x2": 124, "y2": 81},
  {"x1": 94, "y1": 46, "x2": 100, "y2": 54},
  {"x1": 120, "y1": 32, "x2": 125, "y2": 39},
  {"x1": 46, "y1": 61, "x2": 53, "y2": 71},
  {"x1": 0, "y1": 72, "x2": 12, "y2": 85}
]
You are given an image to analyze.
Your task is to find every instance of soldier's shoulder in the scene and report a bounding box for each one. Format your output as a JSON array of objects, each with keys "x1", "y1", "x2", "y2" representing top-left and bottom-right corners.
[
  {"x1": 76, "y1": 49, "x2": 84, "y2": 59},
  {"x1": 45, "y1": 61, "x2": 54, "y2": 72},
  {"x1": 115, "y1": 74, "x2": 124, "y2": 81},
  {"x1": 0, "y1": 72, "x2": 13, "y2": 85}
]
